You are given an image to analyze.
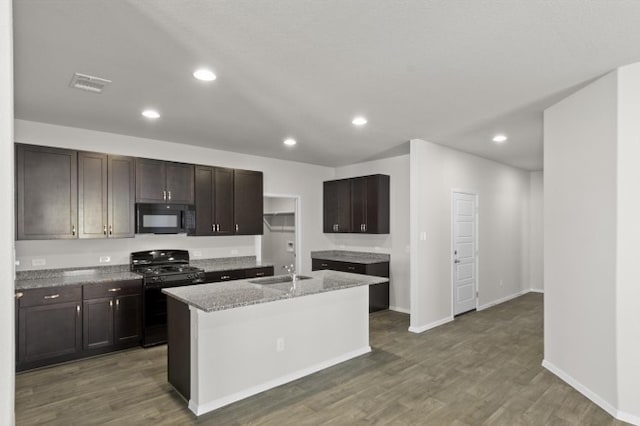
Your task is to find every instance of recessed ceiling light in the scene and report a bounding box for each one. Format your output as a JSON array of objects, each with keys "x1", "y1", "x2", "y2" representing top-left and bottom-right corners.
[
  {"x1": 193, "y1": 69, "x2": 217, "y2": 81},
  {"x1": 142, "y1": 109, "x2": 160, "y2": 119},
  {"x1": 283, "y1": 138, "x2": 297, "y2": 146},
  {"x1": 352, "y1": 116, "x2": 367, "y2": 126},
  {"x1": 492, "y1": 134, "x2": 507, "y2": 143}
]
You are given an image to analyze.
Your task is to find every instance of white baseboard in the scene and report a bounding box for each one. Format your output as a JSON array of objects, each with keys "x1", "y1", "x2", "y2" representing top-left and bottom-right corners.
[
  {"x1": 389, "y1": 305, "x2": 410, "y2": 314},
  {"x1": 541, "y1": 359, "x2": 636, "y2": 424},
  {"x1": 189, "y1": 346, "x2": 372, "y2": 416},
  {"x1": 477, "y1": 290, "x2": 526, "y2": 311},
  {"x1": 408, "y1": 316, "x2": 453, "y2": 334},
  {"x1": 528, "y1": 288, "x2": 544, "y2": 294}
]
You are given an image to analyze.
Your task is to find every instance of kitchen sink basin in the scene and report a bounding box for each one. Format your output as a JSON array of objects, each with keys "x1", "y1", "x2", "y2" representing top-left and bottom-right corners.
[{"x1": 249, "y1": 275, "x2": 312, "y2": 285}]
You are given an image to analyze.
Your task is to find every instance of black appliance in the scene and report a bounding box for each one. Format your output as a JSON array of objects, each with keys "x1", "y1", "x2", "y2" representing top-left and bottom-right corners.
[
  {"x1": 135, "y1": 203, "x2": 195, "y2": 234},
  {"x1": 131, "y1": 249, "x2": 205, "y2": 347}
]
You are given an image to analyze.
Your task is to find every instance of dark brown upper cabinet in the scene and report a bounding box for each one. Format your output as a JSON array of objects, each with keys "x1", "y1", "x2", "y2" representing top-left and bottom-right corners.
[
  {"x1": 323, "y1": 179, "x2": 351, "y2": 233},
  {"x1": 135, "y1": 159, "x2": 194, "y2": 204},
  {"x1": 324, "y1": 174, "x2": 390, "y2": 234},
  {"x1": 16, "y1": 144, "x2": 78, "y2": 240},
  {"x1": 233, "y1": 169, "x2": 263, "y2": 235},
  {"x1": 78, "y1": 153, "x2": 135, "y2": 239},
  {"x1": 350, "y1": 174, "x2": 390, "y2": 234},
  {"x1": 192, "y1": 166, "x2": 235, "y2": 236}
]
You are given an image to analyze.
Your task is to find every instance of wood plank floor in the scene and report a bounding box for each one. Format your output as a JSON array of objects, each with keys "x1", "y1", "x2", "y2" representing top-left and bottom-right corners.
[{"x1": 15, "y1": 293, "x2": 628, "y2": 425}]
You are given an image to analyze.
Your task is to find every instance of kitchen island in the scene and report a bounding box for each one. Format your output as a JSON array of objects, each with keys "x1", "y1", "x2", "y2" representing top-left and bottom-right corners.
[{"x1": 163, "y1": 270, "x2": 389, "y2": 416}]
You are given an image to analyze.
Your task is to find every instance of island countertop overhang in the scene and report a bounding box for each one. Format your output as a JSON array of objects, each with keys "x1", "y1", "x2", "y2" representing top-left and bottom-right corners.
[{"x1": 162, "y1": 269, "x2": 388, "y2": 313}]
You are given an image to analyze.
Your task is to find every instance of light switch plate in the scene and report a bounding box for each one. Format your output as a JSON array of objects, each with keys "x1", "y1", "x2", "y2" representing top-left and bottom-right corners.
[
  {"x1": 99, "y1": 256, "x2": 111, "y2": 263},
  {"x1": 32, "y1": 258, "x2": 46, "y2": 266}
]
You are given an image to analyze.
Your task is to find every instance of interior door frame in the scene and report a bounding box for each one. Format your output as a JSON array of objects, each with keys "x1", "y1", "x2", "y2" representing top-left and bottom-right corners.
[
  {"x1": 450, "y1": 189, "x2": 479, "y2": 316},
  {"x1": 258, "y1": 193, "x2": 302, "y2": 274}
]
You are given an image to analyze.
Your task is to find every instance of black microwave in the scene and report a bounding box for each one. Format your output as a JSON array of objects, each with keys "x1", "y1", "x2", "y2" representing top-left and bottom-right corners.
[{"x1": 135, "y1": 204, "x2": 195, "y2": 234}]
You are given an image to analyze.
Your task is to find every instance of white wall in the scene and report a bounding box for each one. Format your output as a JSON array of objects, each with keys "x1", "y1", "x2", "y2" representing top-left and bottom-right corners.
[
  {"x1": 332, "y1": 155, "x2": 411, "y2": 313},
  {"x1": 543, "y1": 72, "x2": 619, "y2": 416},
  {"x1": 528, "y1": 171, "x2": 544, "y2": 291},
  {"x1": 615, "y1": 63, "x2": 640, "y2": 422},
  {"x1": 409, "y1": 139, "x2": 530, "y2": 332},
  {"x1": 0, "y1": 0, "x2": 14, "y2": 423},
  {"x1": 262, "y1": 197, "x2": 296, "y2": 272},
  {"x1": 14, "y1": 119, "x2": 335, "y2": 274}
]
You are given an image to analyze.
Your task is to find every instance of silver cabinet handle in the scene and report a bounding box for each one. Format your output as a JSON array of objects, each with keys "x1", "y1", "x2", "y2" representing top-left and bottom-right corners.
[
  {"x1": 364, "y1": 223, "x2": 367, "y2": 232},
  {"x1": 235, "y1": 224, "x2": 239, "y2": 232},
  {"x1": 15, "y1": 292, "x2": 23, "y2": 299},
  {"x1": 212, "y1": 224, "x2": 214, "y2": 232},
  {"x1": 109, "y1": 300, "x2": 113, "y2": 308},
  {"x1": 163, "y1": 190, "x2": 167, "y2": 201},
  {"x1": 109, "y1": 224, "x2": 113, "y2": 235},
  {"x1": 116, "y1": 299, "x2": 119, "y2": 310},
  {"x1": 321, "y1": 263, "x2": 328, "y2": 267},
  {"x1": 103, "y1": 225, "x2": 107, "y2": 235},
  {"x1": 217, "y1": 224, "x2": 220, "y2": 232},
  {"x1": 168, "y1": 191, "x2": 171, "y2": 201},
  {"x1": 108, "y1": 288, "x2": 121, "y2": 292},
  {"x1": 256, "y1": 272, "x2": 265, "y2": 277},
  {"x1": 348, "y1": 266, "x2": 356, "y2": 271},
  {"x1": 72, "y1": 225, "x2": 76, "y2": 236},
  {"x1": 221, "y1": 275, "x2": 230, "y2": 280},
  {"x1": 44, "y1": 294, "x2": 60, "y2": 300},
  {"x1": 77, "y1": 305, "x2": 80, "y2": 315}
]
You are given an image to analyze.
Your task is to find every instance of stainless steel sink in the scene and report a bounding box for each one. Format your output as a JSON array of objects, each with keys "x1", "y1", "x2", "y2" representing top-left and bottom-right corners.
[{"x1": 249, "y1": 275, "x2": 312, "y2": 285}]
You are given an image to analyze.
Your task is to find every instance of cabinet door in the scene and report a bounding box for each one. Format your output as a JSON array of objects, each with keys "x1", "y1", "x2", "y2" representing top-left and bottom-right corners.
[
  {"x1": 78, "y1": 152, "x2": 108, "y2": 239},
  {"x1": 108, "y1": 155, "x2": 135, "y2": 238},
  {"x1": 364, "y1": 175, "x2": 390, "y2": 234},
  {"x1": 194, "y1": 166, "x2": 215, "y2": 236},
  {"x1": 16, "y1": 144, "x2": 78, "y2": 240},
  {"x1": 350, "y1": 177, "x2": 367, "y2": 233},
  {"x1": 135, "y1": 158, "x2": 166, "y2": 203},
  {"x1": 166, "y1": 162, "x2": 194, "y2": 204},
  {"x1": 18, "y1": 301, "x2": 82, "y2": 364},
  {"x1": 214, "y1": 167, "x2": 235, "y2": 235},
  {"x1": 83, "y1": 298, "x2": 114, "y2": 350},
  {"x1": 233, "y1": 170, "x2": 263, "y2": 235},
  {"x1": 323, "y1": 179, "x2": 350, "y2": 233},
  {"x1": 114, "y1": 293, "x2": 141, "y2": 346}
]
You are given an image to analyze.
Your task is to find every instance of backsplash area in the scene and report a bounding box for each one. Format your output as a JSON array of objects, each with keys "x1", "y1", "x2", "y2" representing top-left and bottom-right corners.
[{"x1": 15, "y1": 234, "x2": 257, "y2": 271}]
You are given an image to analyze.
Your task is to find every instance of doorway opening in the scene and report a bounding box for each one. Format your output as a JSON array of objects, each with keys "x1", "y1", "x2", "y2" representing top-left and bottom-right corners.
[
  {"x1": 451, "y1": 191, "x2": 478, "y2": 316},
  {"x1": 261, "y1": 196, "x2": 299, "y2": 275}
]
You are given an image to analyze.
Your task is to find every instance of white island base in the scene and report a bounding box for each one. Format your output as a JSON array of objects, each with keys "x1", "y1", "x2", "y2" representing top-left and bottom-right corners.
[{"x1": 167, "y1": 285, "x2": 371, "y2": 416}]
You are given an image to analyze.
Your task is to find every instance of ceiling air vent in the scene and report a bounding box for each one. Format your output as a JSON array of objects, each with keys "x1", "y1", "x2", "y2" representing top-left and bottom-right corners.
[{"x1": 69, "y1": 73, "x2": 112, "y2": 93}]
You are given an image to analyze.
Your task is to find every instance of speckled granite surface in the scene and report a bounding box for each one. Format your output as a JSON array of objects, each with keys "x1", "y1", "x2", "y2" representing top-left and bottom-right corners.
[
  {"x1": 311, "y1": 250, "x2": 390, "y2": 264},
  {"x1": 190, "y1": 256, "x2": 273, "y2": 272},
  {"x1": 163, "y1": 269, "x2": 389, "y2": 312},
  {"x1": 15, "y1": 265, "x2": 142, "y2": 290}
]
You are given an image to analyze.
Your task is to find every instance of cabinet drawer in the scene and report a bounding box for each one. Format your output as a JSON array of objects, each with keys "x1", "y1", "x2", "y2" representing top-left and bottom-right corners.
[
  {"x1": 83, "y1": 279, "x2": 142, "y2": 300},
  {"x1": 312, "y1": 259, "x2": 335, "y2": 270},
  {"x1": 205, "y1": 270, "x2": 246, "y2": 283},
  {"x1": 335, "y1": 262, "x2": 366, "y2": 274},
  {"x1": 244, "y1": 267, "x2": 274, "y2": 278},
  {"x1": 18, "y1": 286, "x2": 82, "y2": 308}
]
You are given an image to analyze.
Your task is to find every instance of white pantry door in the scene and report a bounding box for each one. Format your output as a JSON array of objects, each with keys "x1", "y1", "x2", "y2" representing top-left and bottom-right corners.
[{"x1": 452, "y1": 192, "x2": 477, "y2": 315}]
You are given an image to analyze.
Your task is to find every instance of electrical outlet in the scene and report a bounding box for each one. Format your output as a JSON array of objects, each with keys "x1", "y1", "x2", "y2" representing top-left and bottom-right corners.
[
  {"x1": 499, "y1": 279, "x2": 504, "y2": 287},
  {"x1": 99, "y1": 256, "x2": 111, "y2": 263},
  {"x1": 276, "y1": 337, "x2": 285, "y2": 352},
  {"x1": 231, "y1": 249, "x2": 239, "y2": 255},
  {"x1": 420, "y1": 232, "x2": 427, "y2": 241},
  {"x1": 32, "y1": 258, "x2": 46, "y2": 266},
  {"x1": 192, "y1": 250, "x2": 202, "y2": 257}
]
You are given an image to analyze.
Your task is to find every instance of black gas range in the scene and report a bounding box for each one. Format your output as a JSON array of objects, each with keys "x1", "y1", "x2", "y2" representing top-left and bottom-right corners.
[{"x1": 131, "y1": 249, "x2": 205, "y2": 347}]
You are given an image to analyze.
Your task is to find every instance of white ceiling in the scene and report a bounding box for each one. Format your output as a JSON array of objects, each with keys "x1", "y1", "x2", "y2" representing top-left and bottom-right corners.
[{"x1": 13, "y1": 1, "x2": 640, "y2": 170}]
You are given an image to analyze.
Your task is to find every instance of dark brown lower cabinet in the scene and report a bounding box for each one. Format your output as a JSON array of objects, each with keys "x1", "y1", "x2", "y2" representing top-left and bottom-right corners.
[
  {"x1": 83, "y1": 280, "x2": 142, "y2": 356},
  {"x1": 312, "y1": 258, "x2": 390, "y2": 313},
  {"x1": 16, "y1": 279, "x2": 142, "y2": 372},
  {"x1": 16, "y1": 286, "x2": 83, "y2": 371}
]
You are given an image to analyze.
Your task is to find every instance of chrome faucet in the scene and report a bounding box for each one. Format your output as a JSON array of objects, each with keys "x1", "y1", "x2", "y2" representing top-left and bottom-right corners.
[{"x1": 283, "y1": 264, "x2": 296, "y2": 281}]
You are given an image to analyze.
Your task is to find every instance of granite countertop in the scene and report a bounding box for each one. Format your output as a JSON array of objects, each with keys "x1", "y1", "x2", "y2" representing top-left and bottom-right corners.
[
  {"x1": 15, "y1": 265, "x2": 142, "y2": 290},
  {"x1": 190, "y1": 256, "x2": 273, "y2": 272},
  {"x1": 311, "y1": 250, "x2": 390, "y2": 264},
  {"x1": 163, "y1": 270, "x2": 388, "y2": 313}
]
